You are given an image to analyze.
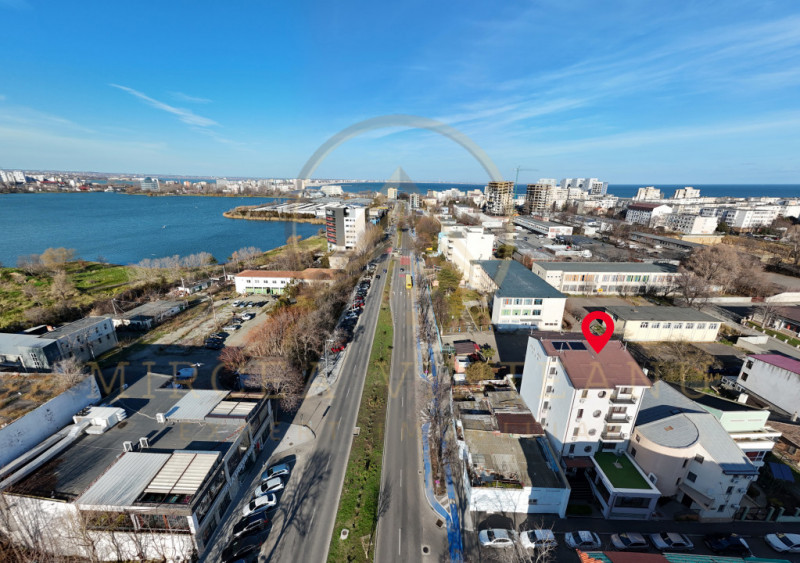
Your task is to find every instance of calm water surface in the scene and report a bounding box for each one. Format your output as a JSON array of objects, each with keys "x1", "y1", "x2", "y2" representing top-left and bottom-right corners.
[{"x1": 0, "y1": 193, "x2": 320, "y2": 266}]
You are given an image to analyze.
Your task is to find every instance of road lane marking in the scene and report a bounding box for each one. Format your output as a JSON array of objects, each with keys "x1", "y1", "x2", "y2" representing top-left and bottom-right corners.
[
  {"x1": 400, "y1": 469, "x2": 402, "y2": 487},
  {"x1": 399, "y1": 529, "x2": 402, "y2": 555}
]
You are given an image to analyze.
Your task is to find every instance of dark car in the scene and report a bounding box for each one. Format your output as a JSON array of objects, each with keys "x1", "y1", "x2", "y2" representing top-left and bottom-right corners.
[
  {"x1": 231, "y1": 513, "x2": 271, "y2": 540},
  {"x1": 221, "y1": 530, "x2": 269, "y2": 562},
  {"x1": 205, "y1": 339, "x2": 224, "y2": 350},
  {"x1": 704, "y1": 533, "x2": 751, "y2": 556}
]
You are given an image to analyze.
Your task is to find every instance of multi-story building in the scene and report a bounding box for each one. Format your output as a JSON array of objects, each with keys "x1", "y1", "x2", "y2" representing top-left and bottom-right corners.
[
  {"x1": 531, "y1": 262, "x2": 680, "y2": 295},
  {"x1": 234, "y1": 268, "x2": 338, "y2": 295},
  {"x1": 0, "y1": 317, "x2": 118, "y2": 371},
  {"x1": 633, "y1": 186, "x2": 663, "y2": 201},
  {"x1": 664, "y1": 213, "x2": 718, "y2": 234},
  {"x1": 484, "y1": 181, "x2": 514, "y2": 215},
  {"x1": 725, "y1": 354, "x2": 800, "y2": 417},
  {"x1": 673, "y1": 187, "x2": 701, "y2": 199},
  {"x1": 325, "y1": 203, "x2": 366, "y2": 251},
  {"x1": 625, "y1": 203, "x2": 672, "y2": 226},
  {"x1": 386, "y1": 187, "x2": 398, "y2": 199},
  {"x1": 520, "y1": 337, "x2": 661, "y2": 519},
  {"x1": 472, "y1": 260, "x2": 566, "y2": 329},
  {"x1": 439, "y1": 226, "x2": 494, "y2": 283},
  {"x1": 140, "y1": 177, "x2": 160, "y2": 191},
  {"x1": 409, "y1": 192, "x2": 421, "y2": 209},
  {"x1": 320, "y1": 184, "x2": 343, "y2": 196},
  {"x1": 560, "y1": 178, "x2": 608, "y2": 196},
  {"x1": 0, "y1": 374, "x2": 275, "y2": 560},
  {"x1": 513, "y1": 216, "x2": 573, "y2": 238},
  {"x1": 602, "y1": 306, "x2": 721, "y2": 342},
  {"x1": 701, "y1": 206, "x2": 780, "y2": 231},
  {"x1": 525, "y1": 183, "x2": 556, "y2": 213},
  {"x1": 630, "y1": 381, "x2": 759, "y2": 521}
]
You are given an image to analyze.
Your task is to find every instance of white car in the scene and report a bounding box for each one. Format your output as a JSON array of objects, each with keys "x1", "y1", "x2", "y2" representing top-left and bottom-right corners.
[
  {"x1": 564, "y1": 531, "x2": 602, "y2": 550},
  {"x1": 261, "y1": 462, "x2": 290, "y2": 480},
  {"x1": 520, "y1": 529, "x2": 557, "y2": 550},
  {"x1": 241, "y1": 493, "x2": 277, "y2": 517},
  {"x1": 610, "y1": 532, "x2": 648, "y2": 550},
  {"x1": 649, "y1": 532, "x2": 694, "y2": 551},
  {"x1": 253, "y1": 476, "x2": 284, "y2": 496},
  {"x1": 478, "y1": 528, "x2": 516, "y2": 548},
  {"x1": 765, "y1": 533, "x2": 800, "y2": 553}
]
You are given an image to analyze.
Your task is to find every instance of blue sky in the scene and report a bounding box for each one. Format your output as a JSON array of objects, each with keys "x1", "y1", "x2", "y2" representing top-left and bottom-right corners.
[{"x1": 1, "y1": 1, "x2": 799, "y2": 183}]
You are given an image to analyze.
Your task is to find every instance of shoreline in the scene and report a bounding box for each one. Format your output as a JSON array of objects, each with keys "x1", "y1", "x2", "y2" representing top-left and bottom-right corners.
[{"x1": 223, "y1": 206, "x2": 325, "y2": 224}]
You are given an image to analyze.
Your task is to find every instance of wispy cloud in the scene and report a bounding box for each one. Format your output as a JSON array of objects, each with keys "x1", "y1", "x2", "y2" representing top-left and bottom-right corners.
[
  {"x1": 110, "y1": 84, "x2": 218, "y2": 127},
  {"x1": 170, "y1": 91, "x2": 212, "y2": 104}
]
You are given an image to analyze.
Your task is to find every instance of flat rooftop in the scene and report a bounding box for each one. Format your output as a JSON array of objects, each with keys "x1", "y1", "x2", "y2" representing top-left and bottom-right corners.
[
  {"x1": 475, "y1": 260, "x2": 565, "y2": 299},
  {"x1": 604, "y1": 305, "x2": 718, "y2": 323},
  {"x1": 464, "y1": 430, "x2": 564, "y2": 489},
  {"x1": 119, "y1": 300, "x2": 185, "y2": 318},
  {"x1": 6, "y1": 373, "x2": 254, "y2": 501},
  {"x1": 44, "y1": 316, "x2": 109, "y2": 339},
  {"x1": 593, "y1": 452, "x2": 654, "y2": 490},
  {"x1": 534, "y1": 261, "x2": 679, "y2": 274}
]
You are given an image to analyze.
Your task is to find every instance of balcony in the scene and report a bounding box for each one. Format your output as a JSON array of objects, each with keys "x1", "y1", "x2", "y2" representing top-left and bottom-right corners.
[
  {"x1": 601, "y1": 431, "x2": 626, "y2": 441},
  {"x1": 605, "y1": 412, "x2": 632, "y2": 424},
  {"x1": 610, "y1": 393, "x2": 636, "y2": 405}
]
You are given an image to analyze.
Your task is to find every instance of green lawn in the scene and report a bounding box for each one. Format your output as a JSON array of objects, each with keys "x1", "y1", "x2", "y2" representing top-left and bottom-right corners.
[
  {"x1": 327, "y1": 262, "x2": 394, "y2": 562},
  {"x1": 746, "y1": 320, "x2": 800, "y2": 347},
  {"x1": 594, "y1": 452, "x2": 652, "y2": 490},
  {"x1": 70, "y1": 263, "x2": 130, "y2": 293}
]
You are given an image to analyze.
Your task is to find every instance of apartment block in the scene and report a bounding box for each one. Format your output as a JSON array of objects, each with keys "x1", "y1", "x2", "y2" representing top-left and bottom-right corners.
[
  {"x1": 439, "y1": 226, "x2": 494, "y2": 283},
  {"x1": 603, "y1": 306, "x2": 721, "y2": 342},
  {"x1": 633, "y1": 186, "x2": 663, "y2": 201},
  {"x1": 325, "y1": 203, "x2": 366, "y2": 251},
  {"x1": 664, "y1": 213, "x2": 718, "y2": 234},
  {"x1": 625, "y1": 203, "x2": 672, "y2": 227},
  {"x1": 485, "y1": 181, "x2": 514, "y2": 215},
  {"x1": 673, "y1": 187, "x2": 701, "y2": 199},
  {"x1": 725, "y1": 354, "x2": 800, "y2": 417},
  {"x1": 531, "y1": 262, "x2": 679, "y2": 295}
]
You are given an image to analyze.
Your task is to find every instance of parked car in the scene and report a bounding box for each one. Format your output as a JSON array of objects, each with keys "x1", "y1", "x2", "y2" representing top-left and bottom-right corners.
[
  {"x1": 765, "y1": 533, "x2": 800, "y2": 553},
  {"x1": 242, "y1": 493, "x2": 277, "y2": 517},
  {"x1": 205, "y1": 339, "x2": 224, "y2": 349},
  {"x1": 254, "y1": 477, "x2": 284, "y2": 496},
  {"x1": 649, "y1": 532, "x2": 694, "y2": 551},
  {"x1": 375, "y1": 274, "x2": 380, "y2": 279},
  {"x1": 610, "y1": 532, "x2": 648, "y2": 551},
  {"x1": 231, "y1": 512, "x2": 271, "y2": 539},
  {"x1": 241, "y1": 313, "x2": 255, "y2": 321},
  {"x1": 223, "y1": 324, "x2": 241, "y2": 331},
  {"x1": 520, "y1": 529, "x2": 557, "y2": 550},
  {"x1": 564, "y1": 531, "x2": 602, "y2": 550},
  {"x1": 704, "y1": 533, "x2": 751, "y2": 556},
  {"x1": 212, "y1": 332, "x2": 229, "y2": 339},
  {"x1": 384, "y1": 268, "x2": 387, "y2": 273},
  {"x1": 478, "y1": 528, "x2": 516, "y2": 548},
  {"x1": 221, "y1": 530, "x2": 269, "y2": 562},
  {"x1": 262, "y1": 463, "x2": 290, "y2": 480}
]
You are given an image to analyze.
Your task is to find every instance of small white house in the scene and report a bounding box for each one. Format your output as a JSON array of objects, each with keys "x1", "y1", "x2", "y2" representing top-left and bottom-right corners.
[
  {"x1": 234, "y1": 268, "x2": 338, "y2": 295},
  {"x1": 726, "y1": 354, "x2": 800, "y2": 417},
  {"x1": 603, "y1": 306, "x2": 721, "y2": 342}
]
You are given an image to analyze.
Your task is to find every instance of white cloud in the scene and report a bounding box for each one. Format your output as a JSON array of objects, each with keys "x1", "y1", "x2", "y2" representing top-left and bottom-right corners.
[
  {"x1": 110, "y1": 84, "x2": 218, "y2": 127},
  {"x1": 170, "y1": 91, "x2": 212, "y2": 104}
]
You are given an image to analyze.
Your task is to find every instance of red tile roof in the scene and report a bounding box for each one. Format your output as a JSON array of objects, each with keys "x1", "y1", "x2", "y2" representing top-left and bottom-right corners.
[
  {"x1": 494, "y1": 412, "x2": 544, "y2": 435},
  {"x1": 750, "y1": 354, "x2": 800, "y2": 375},
  {"x1": 541, "y1": 339, "x2": 650, "y2": 389}
]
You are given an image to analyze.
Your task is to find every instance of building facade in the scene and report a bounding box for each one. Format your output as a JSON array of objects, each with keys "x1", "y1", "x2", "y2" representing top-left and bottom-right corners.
[
  {"x1": 439, "y1": 226, "x2": 494, "y2": 283},
  {"x1": 725, "y1": 354, "x2": 800, "y2": 417},
  {"x1": 325, "y1": 204, "x2": 366, "y2": 251},
  {"x1": 234, "y1": 268, "x2": 338, "y2": 295},
  {"x1": 485, "y1": 181, "x2": 514, "y2": 215},
  {"x1": 664, "y1": 213, "x2": 718, "y2": 234},
  {"x1": 513, "y1": 216, "x2": 573, "y2": 238},
  {"x1": 531, "y1": 262, "x2": 679, "y2": 295},
  {"x1": 625, "y1": 203, "x2": 672, "y2": 227},
  {"x1": 603, "y1": 306, "x2": 721, "y2": 342}
]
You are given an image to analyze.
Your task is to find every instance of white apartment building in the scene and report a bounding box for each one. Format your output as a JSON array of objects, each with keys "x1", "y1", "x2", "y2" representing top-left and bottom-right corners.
[
  {"x1": 387, "y1": 187, "x2": 398, "y2": 199},
  {"x1": 471, "y1": 261, "x2": 566, "y2": 330},
  {"x1": 630, "y1": 381, "x2": 759, "y2": 521},
  {"x1": 700, "y1": 206, "x2": 780, "y2": 231},
  {"x1": 140, "y1": 177, "x2": 160, "y2": 191},
  {"x1": 520, "y1": 337, "x2": 652, "y2": 458},
  {"x1": 625, "y1": 203, "x2": 672, "y2": 227},
  {"x1": 320, "y1": 184, "x2": 343, "y2": 196},
  {"x1": 439, "y1": 226, "x2": 494, "y2": 283},
  {"x1": 234, "y1": 269, "x2": 338, "y2": 295},
  {"x1": 531, "y1": 262, "x2": 680, "y2": 295},
  {"x1": 673, "y1": 187, "x2": 701, "y2": 199},
  {"x1": 325, "y1": 203, "x2": 366, "y2": 251},
  {"x1": 603, "y1": 306, "x2": 721, "y2": 342},
  {"x1": 725, "y1": 354, "x2": 800, "y2": 417},
  {"x1": 409, "y1": 193, "x2": 421, "y2": 209},
  {"x1": 484, "y1": 181, "x2": 514, "y2": 215},
  {"x1": 664, "y1": 213, "x2": 718, "y2": 235},
  {"x1": 560, "y1": 178, "x2": 608, "y2": 196},
  {"x1": 633, "y1": 186, "x2": 663, "y2": 201}
]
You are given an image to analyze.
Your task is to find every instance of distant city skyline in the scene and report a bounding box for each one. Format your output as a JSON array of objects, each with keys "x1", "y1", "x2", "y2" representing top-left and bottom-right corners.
[{"x1": 1, "y1": 2, "x2": 799, "y2": 183}]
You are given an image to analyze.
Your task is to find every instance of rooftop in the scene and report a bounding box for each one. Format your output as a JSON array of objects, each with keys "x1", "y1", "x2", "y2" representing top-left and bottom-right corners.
[
  {"x1": 235, "y1": 268, "x2": 339, "y2": 281},
  {"x1": 6, "y1": 373, "x2": 258, "y2": 501},
  {"x1": 44, "y1": 316, "x2": 110, "y2": 340},
  {"x1": 539, "y1": 338, "x2": 651, "y2": 389},
  {"x1": 775, "y1": 306, "x2": 800, "y2": 324},
  {"x1": 627, "y1": 203, "x2": 667, "y2": 211},
  {"x1": 463, "y1": 430, "x2": 565, "y2": 489},
  {"x1": 118, "y1": 300, "x2": 185, "y2": 319},
  {"x1": 475, "y1": 260, "x2": 565, "y2": 299},
  {"x1": 750, "y1": 353, "x2": 800, "y2": 375},
  {"x1": 604, "y1": 306, "x2": 718, "y2": 323},
  {"x1": 593, "y1": 452, "x2": 653, "y2": 490},
  {"x1": 629, "y1": 232, "x2": 702, "y2": 248},
  {"x1": 534, "y1": 262, "x2": 679, "y2": 274}
]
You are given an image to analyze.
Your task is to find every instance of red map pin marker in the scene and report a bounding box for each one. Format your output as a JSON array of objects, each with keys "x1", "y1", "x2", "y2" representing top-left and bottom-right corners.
[{"x1": 581, "y1": 311, "x2": 615, "y2": 354}]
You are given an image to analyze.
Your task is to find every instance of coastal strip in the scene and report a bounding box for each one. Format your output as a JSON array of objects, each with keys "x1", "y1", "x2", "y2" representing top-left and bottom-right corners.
[{"x1": 223, "y1": 204, "x2": 324, "y2": 224}]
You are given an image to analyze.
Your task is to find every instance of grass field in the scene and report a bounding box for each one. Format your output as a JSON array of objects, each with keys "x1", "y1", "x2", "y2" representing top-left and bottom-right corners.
[{"x1": 327, "y1": 262, "x2": 394, "y2": 562}]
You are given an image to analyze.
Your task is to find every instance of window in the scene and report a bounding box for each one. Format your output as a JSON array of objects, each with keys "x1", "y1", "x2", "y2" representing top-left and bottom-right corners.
[
  {"x1": 687, "y1": 472, "x2": 697, "y2": 483},
  {"x1": 741, "y1": 372, "x2": 749, "y2": 381},
  {"x1": 573, "y1": 427, "x2": 580, "y2": 437},
  {"x1": 588, "y1": 428, "x2": 596, "y2": 436},
  {"x1": 640, "y1": 321, "x2": 649, "y2": 328},
  {"x1": 788, "y1": 445, "x2": 797, "y2": 455},
  {"x1": 549, "y1": 367, "x2": 557, "y2": 375},
  {"x1": 568, "y1": 444, "x2": 575, "y2": 454},
  {"x1": 584, "y1": 446, "x2": 592, "y2": 453},
  {"x1": 631, "y1": 447, "x2": 637, "y2": 457},
  {"x1": 514, "y1": 298, "x2": 522, "y2": 305},
  {"x1": 652, "y1": 322, "x2": 660, "y2": 329},
  {"x1": 694, "y1": 454, "x2": 704, "y2": 464},
  {"x1": 709, "y1": 323, "x2": 718, "y2": 329},
  {"x1": 593, "y1": 410, "x2": 602, "y2": 418},
  {"x1": 581, "y1": 390, "x2": 588, "y2": 399},
  {"x1": 682, "y1": 459, "x2": 688, "y2": 468},
  {"x1": 532, "y1": 309, "x2": 541, "y2": 316},
  {"x1": 576, "y1": 409, "x2": 584, "y2": 420},
  {"x1": 635, "y1": 434, "x2": 640, "y2": 443},
  {"x1": 726, "y1": 486, "x2": 734, "y2": 494},
  {"x1": 717, "y1": 504, "x2": 726, "y2": 512},
  {"x1": 534, "y1": 298, "x2": 543, "y2": 305},
  {"x1": 545, "y1": 386, "x2": 554, "y2": 394},
  {"x1": 685, "y1": 323, "x2": 694, "y2": 329},
  {"x1": 697, "y1": 323, "x2": 706, "y2": 329},
  {"x1": 676, "y1": 477, "x2": 681, "y2": 485},
  {"x1": 746, "y1": 360, "x2": 753, "y2": 369},
  {"x1": 674, "y1": 323, "x2": 683, "y2": 329},
  {"x1": 598, "y1": 391, "x2": 606, "y2": 398}
]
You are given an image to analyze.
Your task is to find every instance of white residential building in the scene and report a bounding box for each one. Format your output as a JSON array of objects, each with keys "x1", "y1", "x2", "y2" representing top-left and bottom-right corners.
[
  {"x1": 603, "y1": 306, "x2": 721, "y2": 342},
  {"x1": 512, "y1": 216, "x2": 573, "y2": 238},
  {"x1": 409, "y1": 193, "x2": 421, "y2": 209},
  {"x1": 664, "y1": 213, "x2": 718, "y2": 235},
  {"x1": 725, "y1": 354, "x2": 800, "y2": 417},
  {"x1": 140, "y1": 177, "x2": 160, "y2": 191},
  {"x1": 625, "y1": 203, "x2": 673, "y2": 227},
  {"x1": 320, "y1": 184, "x2": 343, "y2": 196},
  {"x1": 560, "y1": 178, "x2": 608, "y2": 196},
  {"x1": 439, "y1": 226, "x2": 494, "y2": 283},
  {"x1": 325, "y1": 203, "x2": 366, "y2": 251},
  {"x1": 387, "y1": 187, "x2": 398, "y2": 199},
  {"x1": 472, "y1": 261, "x2": 566, "y2": 330},
  {"x1": 673, "y1": 187, "x2": 700, "y2": 199},
  {"x1": 630, "y1": 381, "x2": 759, "y2": 521},
  {"x1": 633, "y1": 186, "x2": 663, "y2": 201},
  {"x1": 531, "y1": 262, "x2": 680, "y2": 295},
  {"x1": 234, "y1": 268, "x2": 338, "y2": 295}
]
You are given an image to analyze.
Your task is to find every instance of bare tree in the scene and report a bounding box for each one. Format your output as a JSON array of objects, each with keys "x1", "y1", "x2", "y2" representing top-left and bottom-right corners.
[
  {"x1": 219, "y1": 346, "x2": 250, "y2": 374},
  {"x1": 40, "y1": 247, "x2": 76, "y2": 272},
  {"x1": 229, "y1": 246, "x2": 263, "y2": 269},
  {"x1": 244, "y1": 356, "x2": 303, "y2": 410},
  {"x1": 674, "y1": 269, "x2": 710, "y2": 309},
  {"x1": 52, "y1": 356, "x2": 87, "y2": 391},
  {"x1": 50, "y1": 270, "x2": 77, "y2": 302}
]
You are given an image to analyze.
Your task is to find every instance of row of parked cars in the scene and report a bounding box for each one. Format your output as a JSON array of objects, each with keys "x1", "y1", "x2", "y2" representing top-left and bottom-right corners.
[
  {"x1": 478, "y1": 528, "x2": 795, "y2": 556},
  {"x1": 333, "y1": 278, "x2": 371, "y2": 348},
  {"x1": 220, "y1": 462, "x2": 292, "y2": 563}
]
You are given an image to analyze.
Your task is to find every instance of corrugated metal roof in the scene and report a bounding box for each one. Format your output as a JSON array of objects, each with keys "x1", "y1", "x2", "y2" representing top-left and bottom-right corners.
[
  {"x1": 534, "y1": 261, "x2": 679, "y2": 273},
  {"x1": 165, "y1": 389, "x2": 228, "y2": 421},
  {"x1": 209, "y1": 400, "x2": 256, "y2": 418},
  {"x1": 145, "y1": 451, "x2": 219, "y2": 495},
  {"x1": 76, "y1": 452, "x2": 170, "y2": 509}
]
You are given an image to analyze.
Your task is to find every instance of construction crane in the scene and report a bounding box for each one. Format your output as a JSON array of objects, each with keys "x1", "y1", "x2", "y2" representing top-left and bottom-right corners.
[{"x1": 513, "y1": 166, "x2": 538, "y2": 189}]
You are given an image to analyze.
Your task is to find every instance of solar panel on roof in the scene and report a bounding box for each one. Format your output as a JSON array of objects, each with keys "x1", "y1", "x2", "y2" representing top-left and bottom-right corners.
[
  {"x1": 552, "y1": 341, "x2": 569, "y2": 350},
  {"x1": 568, "y1": 342, "x2": 586, "y2": 350}
]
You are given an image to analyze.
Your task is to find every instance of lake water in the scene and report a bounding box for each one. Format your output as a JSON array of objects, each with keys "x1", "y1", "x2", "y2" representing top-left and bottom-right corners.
[{"x1": 0, "y1": 193, "x2": 321, "y2": 266}]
